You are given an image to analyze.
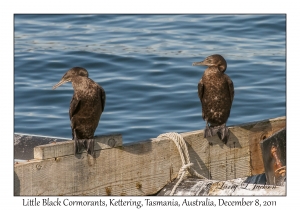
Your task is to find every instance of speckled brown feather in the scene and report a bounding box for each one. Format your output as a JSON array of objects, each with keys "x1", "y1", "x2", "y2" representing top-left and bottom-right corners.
[
  {"x1": 70, "y1": 76, "x2": 105, "y2": 140},
  {"x1": 198, "y1": 66, "x2": 234, "y2": 125}
]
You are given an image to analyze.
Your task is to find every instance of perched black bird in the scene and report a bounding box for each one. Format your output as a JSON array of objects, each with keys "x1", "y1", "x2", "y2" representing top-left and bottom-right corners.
[
  {"x1": 53, "y1": 67, "x2": 106, "y2": 155},
  {"x1": 193, "y1": 54, "x2": 234, "y2": 144}
]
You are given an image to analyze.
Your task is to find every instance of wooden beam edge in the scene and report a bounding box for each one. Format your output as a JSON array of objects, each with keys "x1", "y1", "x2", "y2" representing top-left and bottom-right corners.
[
  {"x1": 16, "y1": 116, "x2": 286, "y2": 165},
  {"x1": 33, "y1": 134, "x2": 122, "y2": 160}
]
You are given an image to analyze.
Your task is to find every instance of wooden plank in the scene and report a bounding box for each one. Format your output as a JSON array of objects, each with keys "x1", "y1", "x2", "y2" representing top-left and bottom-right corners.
[
  {"x1": 34, "y1": 134, "x2": 122, "y2": 160},
  {"x1": 14, "y1": 116, "x2": 286, "y2": 196},
  {"x1": 14, "y1": 133, "x2": 68, "y2": 160},
  {"x1": 14, "y1": 137, "x2": 183, "y2": 196},
  {"x1": 181, "y1": 116, "x2": 286, "y2": 181}
]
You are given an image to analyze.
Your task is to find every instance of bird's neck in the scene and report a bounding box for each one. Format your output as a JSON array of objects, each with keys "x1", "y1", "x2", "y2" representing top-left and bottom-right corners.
[
  {"x1": 205, "y1": 66, "x2": 221, "y2": 75},
  {"x1": 71, "y1": 77, "x2": 90, "y2": 95}
]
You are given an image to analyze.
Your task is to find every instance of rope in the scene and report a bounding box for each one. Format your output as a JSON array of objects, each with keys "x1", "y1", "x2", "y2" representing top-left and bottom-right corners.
[{"x1": 157, "y1": 132, "x2": 207, "y2": 195}]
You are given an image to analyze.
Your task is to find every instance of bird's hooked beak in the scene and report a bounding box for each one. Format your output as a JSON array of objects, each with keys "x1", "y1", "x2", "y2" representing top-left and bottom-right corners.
[
  {"x1": 52, "y1": 78, "x2": 71, "y2": 90},
  {"x1": 192, "y1": 59, "x2": 212, "y2": 66}
]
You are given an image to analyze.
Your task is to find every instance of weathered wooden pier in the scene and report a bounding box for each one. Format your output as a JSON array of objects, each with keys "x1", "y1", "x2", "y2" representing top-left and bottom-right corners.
[{"x1": 14, "y1": 116, "x2": 286, "y2": 196}]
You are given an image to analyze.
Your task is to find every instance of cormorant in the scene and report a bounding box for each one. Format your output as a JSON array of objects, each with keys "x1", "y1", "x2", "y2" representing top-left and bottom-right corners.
[
  {"x1": 192, "y1": 54, "x2": 234, "y2": 144},
  {"x1": 53, "y1": 67, "x2": 106, "y2": 155}
]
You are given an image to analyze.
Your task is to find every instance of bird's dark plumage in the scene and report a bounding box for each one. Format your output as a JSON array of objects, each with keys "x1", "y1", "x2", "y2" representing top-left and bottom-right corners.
[
  {"x1": 53, "y1": 67, "x2": 106, "y2": 156},
  {"x1": 193, "y1": 54, "x2": 234, "y2": 144}
]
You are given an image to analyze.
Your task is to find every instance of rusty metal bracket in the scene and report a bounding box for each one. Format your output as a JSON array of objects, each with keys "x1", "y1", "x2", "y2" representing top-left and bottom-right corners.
[{"x1": 260, "y1": 127, "x2": 286, "y2": 186}]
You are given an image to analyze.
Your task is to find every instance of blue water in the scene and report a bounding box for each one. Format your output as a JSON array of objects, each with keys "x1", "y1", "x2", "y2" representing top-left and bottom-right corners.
[{"x1": 14, "y1": 14, "x2": 286, "y2": 143}]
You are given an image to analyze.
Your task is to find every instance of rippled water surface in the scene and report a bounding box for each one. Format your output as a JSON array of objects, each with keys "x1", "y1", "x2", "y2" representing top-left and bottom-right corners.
[{"x1": 14, "y1": 14, "x2": 286, "y2": 143}]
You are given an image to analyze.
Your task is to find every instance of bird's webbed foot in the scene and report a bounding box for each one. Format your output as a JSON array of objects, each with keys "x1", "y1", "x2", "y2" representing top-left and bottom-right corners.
[
  {"x1": 204, "y1": 121, "x2": 213, "y2": 138},
  {"x1": 85, "y1": 139, "x2": 95, "y2": 157},
  {"x1": 216, "y1": 124, "x2": 230, "y2": 144}
]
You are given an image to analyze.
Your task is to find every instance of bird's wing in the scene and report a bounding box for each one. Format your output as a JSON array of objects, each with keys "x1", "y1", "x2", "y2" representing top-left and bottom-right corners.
[
  {"x1": 198, "y1": 79, "x2": 204, "y2": 102},
  {"x1": 69, "y1": 96, "x2": 81, "y2": 120},
  {"x1": 225, "y1": 75, "x2": 234, "y2": 103},
  {"x1": 100, "y1": 86, "x2": 106, "y2": 112}
]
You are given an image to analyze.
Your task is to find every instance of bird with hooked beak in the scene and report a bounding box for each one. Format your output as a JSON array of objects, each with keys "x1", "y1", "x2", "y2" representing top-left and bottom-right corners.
[
  {"x1": 193, "y1": 54, "x2": 234, "y2": 144},
  {"x1": 53, "y1": 67, "x2": 106, "y2": 156}
]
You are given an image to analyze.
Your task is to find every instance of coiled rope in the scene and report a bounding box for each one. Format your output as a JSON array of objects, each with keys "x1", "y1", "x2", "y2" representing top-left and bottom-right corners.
[{"x1": 157, "y1": 132, "x2": 207, "y2": 195}]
